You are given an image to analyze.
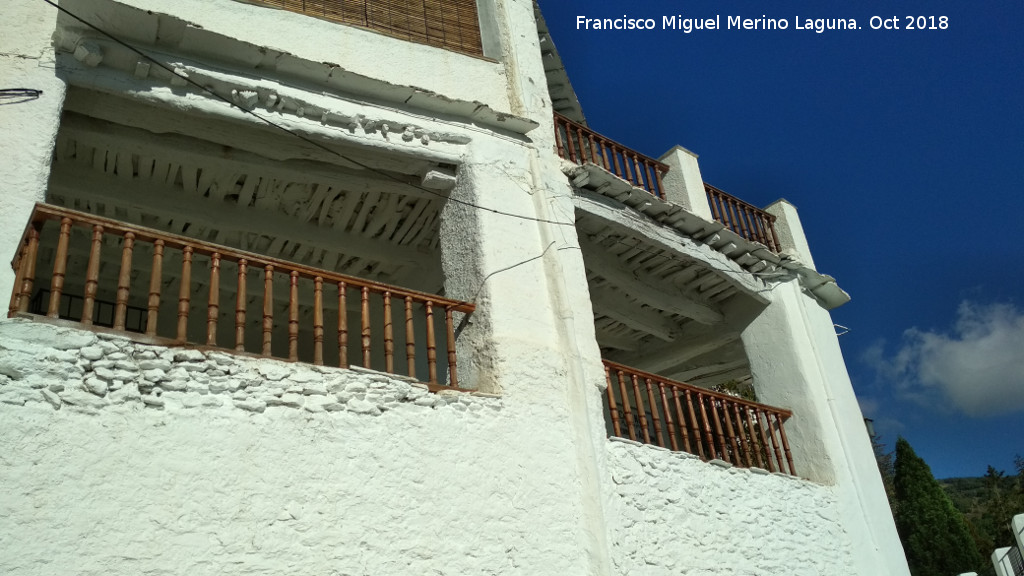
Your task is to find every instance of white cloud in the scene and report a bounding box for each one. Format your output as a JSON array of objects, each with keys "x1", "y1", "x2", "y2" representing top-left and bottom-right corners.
[{"x1": 862, "y1": 301, "x2": 1024, "y2": 417}]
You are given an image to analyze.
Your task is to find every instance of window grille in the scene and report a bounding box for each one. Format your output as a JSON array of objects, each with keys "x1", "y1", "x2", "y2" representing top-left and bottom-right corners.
[{"x1": 251, "y1": 0, "x2": 484, "y2": 57}]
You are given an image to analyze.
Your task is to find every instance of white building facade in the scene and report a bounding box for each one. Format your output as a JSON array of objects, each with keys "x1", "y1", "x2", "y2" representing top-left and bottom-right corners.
[{"x1": 0, "y1": 1, "x2": 910, "y2": 574}]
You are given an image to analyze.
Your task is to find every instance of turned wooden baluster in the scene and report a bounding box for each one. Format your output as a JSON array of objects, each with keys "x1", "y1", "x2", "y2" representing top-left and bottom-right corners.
[
  {"x1": 778, "y1": 416, "x2": 796, "y2": 475},
  {"x1": 313, "y1": 276, "x2": 324, "y2": 365},
  {"x1": 575, "y1": 127, "x2": 586, "y2": 163},
  {"x1": 658, "y1": 382, "x2": 678, "y2": 451},
  {"x1": 754, "y1": 409, "x2": 777, "y2": 472},
  {"x1": 630, "y1": 374, "x2": 651, "y2": 444},
  {"x1": 598, "y1": 137, "x2": 611, "y2": 171},
  {"x1": 630, "y1": 154, "x2": 644, "y2": 187},
  {"x1": 564, "y1": 122, "x2": 577, "y2": 162},
  {"x1": 206, "y1": 253, "x2": 221, "y2": 346},
  {"x1": 81, "y1": 225, "x2": 103, "y2": 325},
  {"x1": 47, "y1": 217, "x2": 73, "y2": 318},
  {"x1": 684, "y1": 389, "x2": 705, "y2": 459},
  {"x1": 337, "y1": 281, "x2": 348, "y2": 368},
  {"x1": 383, "y1": 291, "x2": 394, "y2": 373},
  {"x1": 261, "y1": 264, "x2": 274, "y2": 356},
  {"x1": 288, "y1": 271, "x2": 299, "y2": 361},
  {"x1": 622, "y1": 152, "x2": 636, "y2": 185},
  {"x1": 361, "y1": 286, "x2": 371, "y2": 368},
  {"x1": 587, "y1": 132, "x2": 599, "y2": 164},
  {"x1": 611, "y1": 148, "x2": 625, "y2": 181},
  {"x1": 710, "y1": 193, "x2": 729, "y2": 230},
  {"x1": 404, "y1": 296, "x2": 415, "y2": 378},
  {"x1": 145, "y1": 239, "x2": 164, "y2": 336},
  {"x1": 732, "y1": 403, "x2": 753, "y2": 468},
  {"x1": 235, "y1": 259, "x2": 247, "y2": 352},
  {"x1": 696, "y1": 392, "x2": 716, "y2": 460},
  {"x1": 744, "y1": 407, "x2": 766, "y2": 469},
  {"x1": 617, "y1": 370, "x2": 637, "y2": 441},
  {"x1": 748, "y1": 208, "x2": 766, "y2": 245},
  {"x1": 177, "y1": 246, "x2": 193, "y2": 340},
  {"x1": 424, "y1": 301, "x2": 437, "y2": 384},
  {"x1": 654, "y1": 167, "x2": 666, "y2": 200},
  {"x1": 553, "y1": 118, "x2": 566, "y2": 160},
  {"x1": 15, "y1": 225, "x2": 40, "y2": 314},
  {"x1": 721, "y1": 399, "x2": 741, "y2": 465},
  {"x1": 766, "y1": 412, "x2": 786, "y2": 474},
  {"x1": 670, "y1": 388, "x2": 690, "y2": 453},
  {"x1": 112, "y1": 232, "x2": 135, "y2": 332},
  {"x1": 605, "y1": 365, "x2": 623, "y2": 437},
  {"x1": 708, "y1": 396, "x2": 730, "y2": 463},
  {"x1": 445, "y1": 308, "x2": 459, "y2": 388},
  {"x1": 731, "y1": 201, "x2": 750, "y2": 240},
  {"x1": 8, "y1": 241, "x2": 29, "y2": 317},
  {"x1": 644, "y1": 378, "x2": 665, "y2": 448}
]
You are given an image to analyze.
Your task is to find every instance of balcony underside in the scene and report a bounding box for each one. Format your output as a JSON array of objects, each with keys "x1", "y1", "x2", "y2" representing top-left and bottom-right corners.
[{"x1": 49, "y1": 88, "x2": 453, "y2": 295}]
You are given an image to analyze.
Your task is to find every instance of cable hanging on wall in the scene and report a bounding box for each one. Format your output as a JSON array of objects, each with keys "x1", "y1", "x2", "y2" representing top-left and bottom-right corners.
[{"x1": 0, "y1": 88, "x2": 43, "y2": 104}]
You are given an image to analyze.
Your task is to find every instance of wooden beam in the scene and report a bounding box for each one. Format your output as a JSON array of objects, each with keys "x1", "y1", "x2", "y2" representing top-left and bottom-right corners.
[
  {"x1": 667, "y1": 359, "x2": 749, "y2": 383},
  {"x1": 59, "y1": 113, "x2": 442, "y2": 203},
  {"x1": 62, "y1": 87, "x2": 444, "y2": 177},
  {"x1": 594, "y1": 324, "x2": 640, "y2": 352},
  {"x1": 48, "y1": 166, "x2": 429, "y2": 269},
  {"x1": 607, "y1": 323, "x2": 740, "y2": 373},
  {"x1": 579, "y1": 236, "x2": 723, "y2": 324},
  {"x1": 574, "y1": 192, "x2": 769, "y2": 304},
  {"x1": 682, "y1": 367, "x2": 752, "y2": 390},
  {"x1": 589, "y1": 286, "x2": 677, "y2": 342}
]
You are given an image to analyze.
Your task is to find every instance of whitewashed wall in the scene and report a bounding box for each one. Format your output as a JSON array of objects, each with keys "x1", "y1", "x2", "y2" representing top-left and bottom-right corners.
[
  {"x1": 0, "y1": 319, "x2": 596, "y2": 575},
  {"x1": 603, "y1": 438, "x2": 857, "y2": 576}
]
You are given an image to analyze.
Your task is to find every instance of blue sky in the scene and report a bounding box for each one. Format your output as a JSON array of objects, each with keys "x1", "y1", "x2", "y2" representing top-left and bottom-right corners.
[{"x1": 536, "y1": 0, "x2": 1024, "y2": 479}]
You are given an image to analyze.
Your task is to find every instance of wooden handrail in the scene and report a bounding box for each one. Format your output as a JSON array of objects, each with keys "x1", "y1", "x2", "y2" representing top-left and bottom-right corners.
[
  {"x1": 704, "y1": 183, "x2": 782, "y2": 252},
  {"x1": 8, "y1": 203, "x2": 474, "y2": 387},
  {"x1": 603, "y1": 360, "x2": 796, "y2": 476},
  {"x1": 554, "y1": 112, "x2": 670, "y2": 200}
]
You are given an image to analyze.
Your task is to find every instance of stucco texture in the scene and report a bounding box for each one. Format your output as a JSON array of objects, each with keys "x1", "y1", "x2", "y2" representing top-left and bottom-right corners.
[
  {"x1": 603, "y1": 439, "x2": 857, "y2": 576},
  {"x1": 0, "y1": 320, "x2": 591, "y2": 575}
]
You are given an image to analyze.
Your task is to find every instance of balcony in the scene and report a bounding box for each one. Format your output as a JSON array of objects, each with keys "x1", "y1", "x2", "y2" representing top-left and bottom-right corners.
[
  {"x1": 553, "y1": 114, "x2": 782, "y2": 253},
  {"x1": 248, "y1": 0, "x2": 485, "y2": 57},
  {"x1": 8, "y1": 204, "x2": 474, "y2": 389},
  {"x1": 554, "y1": 112, "x2": 670, "y2": 199},
  {"x1": 704, "y1": 183, "x2": 782, "y2": 252},
  {"x1": 603, "y1": 360, "x2": 796, "y2": 475}
]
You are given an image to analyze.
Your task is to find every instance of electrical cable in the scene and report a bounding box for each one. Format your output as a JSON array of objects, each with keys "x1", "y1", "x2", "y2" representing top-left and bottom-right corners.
[
  {"x1": 37, "y1": 0, "x2": 792, "y2": 308},
  {"x1": 39, "y1": 0, "x2": 574, "y2": 228}
]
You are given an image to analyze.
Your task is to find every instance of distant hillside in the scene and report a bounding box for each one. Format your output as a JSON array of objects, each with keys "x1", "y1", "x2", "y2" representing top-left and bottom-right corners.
[{"x1": 940, "y1": 476, "x2": 987, "y2": 513}]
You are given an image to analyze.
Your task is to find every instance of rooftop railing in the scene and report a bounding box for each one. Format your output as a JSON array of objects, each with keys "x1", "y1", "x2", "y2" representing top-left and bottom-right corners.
[
  {"x1": 554, "y1": 112, "x2": 669, "y2": 200},
  {"x1": 603, "y1": 360, "x2": 796, "y2": 475},
  {"x1": 8, "y1": 203, "x2": 474, "y2": 388},
  {"x1": 704, "y1": 183, "x2": 782, "y2": 252}
]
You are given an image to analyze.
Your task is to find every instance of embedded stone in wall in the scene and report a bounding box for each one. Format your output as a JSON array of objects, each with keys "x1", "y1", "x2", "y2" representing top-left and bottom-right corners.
[{"x1": 0, "y1": 319, "x2": 501, "y2": 418}]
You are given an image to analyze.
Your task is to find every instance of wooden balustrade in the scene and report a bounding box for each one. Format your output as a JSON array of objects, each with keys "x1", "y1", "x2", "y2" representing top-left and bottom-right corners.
[
  {"x1": 704, "y1": 183, "x2": 782, "y2": 252},
  {"x1": 603, "y1": 360, "x2": 796, "y2": 475},
  {"x1": 8, "y1": 203, "x2": 474, "y2": 388},
  {"x1": 554, "y1": 112, "x2": 669, "y2": 200}
]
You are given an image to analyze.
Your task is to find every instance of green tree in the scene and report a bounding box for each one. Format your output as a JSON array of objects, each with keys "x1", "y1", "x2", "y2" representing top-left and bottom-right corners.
[
  {"x1": 871, "y1": 432, "x2": 896, "y2": 505},
  {"x1": 893, "y1": 437, "x2": 983, "y2": 576}
]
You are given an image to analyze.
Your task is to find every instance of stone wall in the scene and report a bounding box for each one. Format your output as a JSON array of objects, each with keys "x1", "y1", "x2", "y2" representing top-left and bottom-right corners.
[
  {"x1": 604, "y1": 438, "x2": 858, "y2": 576},
  {"x1": 0, "y1": 319, "x2": 594, "y2": 575}
]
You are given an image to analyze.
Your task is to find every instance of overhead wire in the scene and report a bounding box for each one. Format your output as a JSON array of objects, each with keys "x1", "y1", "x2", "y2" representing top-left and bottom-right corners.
[
  {"x1": 39, "y1": 0, "x2": 574, "y2": 228},
  {"x1": 37, "y1": 0, "x2": 792, "y2": 308}
]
